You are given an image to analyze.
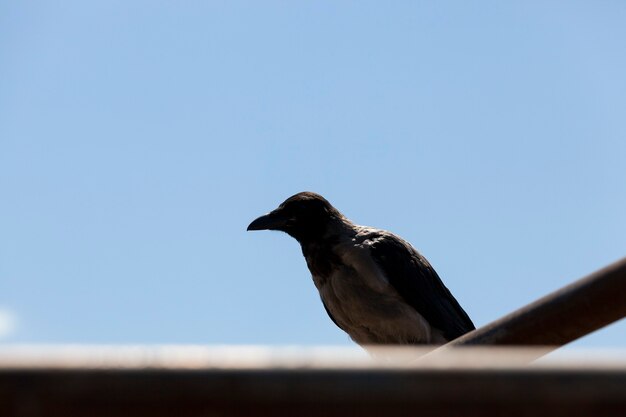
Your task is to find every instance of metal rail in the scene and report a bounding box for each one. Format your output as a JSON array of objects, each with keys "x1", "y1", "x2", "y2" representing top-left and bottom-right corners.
[
  {"x1": 1, "y1": 348, "x2": 626, "y2": 417},
  {"x1": 446, "y1": 257, "x2": 626, "y2": 349}
]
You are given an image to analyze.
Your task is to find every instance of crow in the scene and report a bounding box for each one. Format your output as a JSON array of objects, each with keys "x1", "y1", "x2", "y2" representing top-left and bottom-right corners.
[{"x1": 247, "y1": 191, "x2": 475, "y2": 346}]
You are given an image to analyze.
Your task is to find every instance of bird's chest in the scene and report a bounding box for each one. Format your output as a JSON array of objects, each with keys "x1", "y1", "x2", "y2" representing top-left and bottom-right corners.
[
  {"x1": 303, "y1": 241, "x2": 387, "y2": 297},
  {"x1": 304, "y1": 244, "x2": 403, "y2": 327},
  {"x1": 315, "y1": 266, "x2": 385, "y2": 319}
]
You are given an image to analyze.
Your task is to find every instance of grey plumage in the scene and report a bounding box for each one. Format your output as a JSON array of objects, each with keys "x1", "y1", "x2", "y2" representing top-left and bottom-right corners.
[{"x1": 247, "y1": 191, "x2": 474, "y2": 347}]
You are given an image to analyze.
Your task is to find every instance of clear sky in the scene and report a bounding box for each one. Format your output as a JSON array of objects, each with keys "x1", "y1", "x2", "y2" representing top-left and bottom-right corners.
[{"x1": 1, "y1": 1, "x2": 625, "y2": 347}]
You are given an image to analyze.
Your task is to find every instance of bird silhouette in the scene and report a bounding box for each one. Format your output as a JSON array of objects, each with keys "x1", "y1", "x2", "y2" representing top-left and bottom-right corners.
[{"x1": 248, "y1": 191, "x2": 474, "y2": 347}]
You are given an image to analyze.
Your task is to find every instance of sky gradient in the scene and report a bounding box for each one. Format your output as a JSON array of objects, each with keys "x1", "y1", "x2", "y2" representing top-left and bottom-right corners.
[{"x1": 1, "y1": 1, "x2": 625, "y2": 347}]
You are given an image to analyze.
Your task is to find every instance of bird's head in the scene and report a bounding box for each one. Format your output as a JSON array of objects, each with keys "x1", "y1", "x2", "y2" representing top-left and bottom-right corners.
[{"x1": 247, "y1": 192, "x2": 346, "y2": 243}]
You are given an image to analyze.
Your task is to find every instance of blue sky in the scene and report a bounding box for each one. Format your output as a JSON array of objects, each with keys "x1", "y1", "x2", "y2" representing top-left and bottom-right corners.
[{"x1": 1, "y1": 1, "x2": 625, "y2": 347}]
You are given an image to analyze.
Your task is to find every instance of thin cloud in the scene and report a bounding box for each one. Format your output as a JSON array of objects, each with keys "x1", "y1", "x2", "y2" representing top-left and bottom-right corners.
[{"x1": 0, "y1": 309, "x2": 17, "y2": 338}]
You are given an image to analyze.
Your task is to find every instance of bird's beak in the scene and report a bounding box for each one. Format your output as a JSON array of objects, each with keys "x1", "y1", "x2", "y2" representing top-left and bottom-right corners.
[{"x1": 247, "y1": 210, "x2": 288, "y2": 231}]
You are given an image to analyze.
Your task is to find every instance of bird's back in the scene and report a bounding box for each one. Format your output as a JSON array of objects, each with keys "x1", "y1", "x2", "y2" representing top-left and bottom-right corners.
[{"x1": 365, "y1": 229, "x2": 475, "y2": 341}]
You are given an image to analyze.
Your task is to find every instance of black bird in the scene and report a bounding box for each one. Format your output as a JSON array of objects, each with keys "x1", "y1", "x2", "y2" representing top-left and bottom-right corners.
[{"x1": 247, "y1": 192, "x2": 474, "y2": 346}]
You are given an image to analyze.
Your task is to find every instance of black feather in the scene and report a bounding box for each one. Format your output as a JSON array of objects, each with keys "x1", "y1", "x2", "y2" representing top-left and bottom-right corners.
[{"x1": 369, "y1": 233, "x2": 475, "y2": 341}]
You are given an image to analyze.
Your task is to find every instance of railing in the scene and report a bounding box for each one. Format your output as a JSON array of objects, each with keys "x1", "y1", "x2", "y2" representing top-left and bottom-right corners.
[{"x1": 442, "y1": 256, "x2": 626, "y2": 356}]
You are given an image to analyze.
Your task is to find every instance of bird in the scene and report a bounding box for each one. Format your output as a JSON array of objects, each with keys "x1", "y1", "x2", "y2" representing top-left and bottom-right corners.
[{"x1": 247, "y1": 191, "x2": 475, "y2": 347}]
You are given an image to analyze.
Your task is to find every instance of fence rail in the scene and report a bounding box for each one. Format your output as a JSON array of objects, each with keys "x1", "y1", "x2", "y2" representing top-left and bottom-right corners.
[{"x1": 1, "y1": 347, "x2": 626, "y2": 417}]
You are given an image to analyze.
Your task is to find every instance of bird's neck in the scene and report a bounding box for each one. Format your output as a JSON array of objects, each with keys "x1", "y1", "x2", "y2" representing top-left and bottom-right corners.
[
  {"x1": 300, "y1": 239, "x2": 342, "y2": 281},
  {"x1": 298, "y1": 219, "x2": 355, "y2": 280},
  {"x1": 295, "y1": 217, "x2": 355, "y2": 246}
]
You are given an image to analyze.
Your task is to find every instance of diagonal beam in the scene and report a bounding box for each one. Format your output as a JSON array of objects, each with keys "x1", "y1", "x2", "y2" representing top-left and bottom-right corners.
[{"x1": 445, "y1": 257, "x2": 626, "y2": 349}]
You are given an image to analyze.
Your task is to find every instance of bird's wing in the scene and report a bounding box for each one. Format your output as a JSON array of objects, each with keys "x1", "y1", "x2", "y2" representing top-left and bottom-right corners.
[{"x1": 368, "y1": 233, "x2": 475, "y2": 341}]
